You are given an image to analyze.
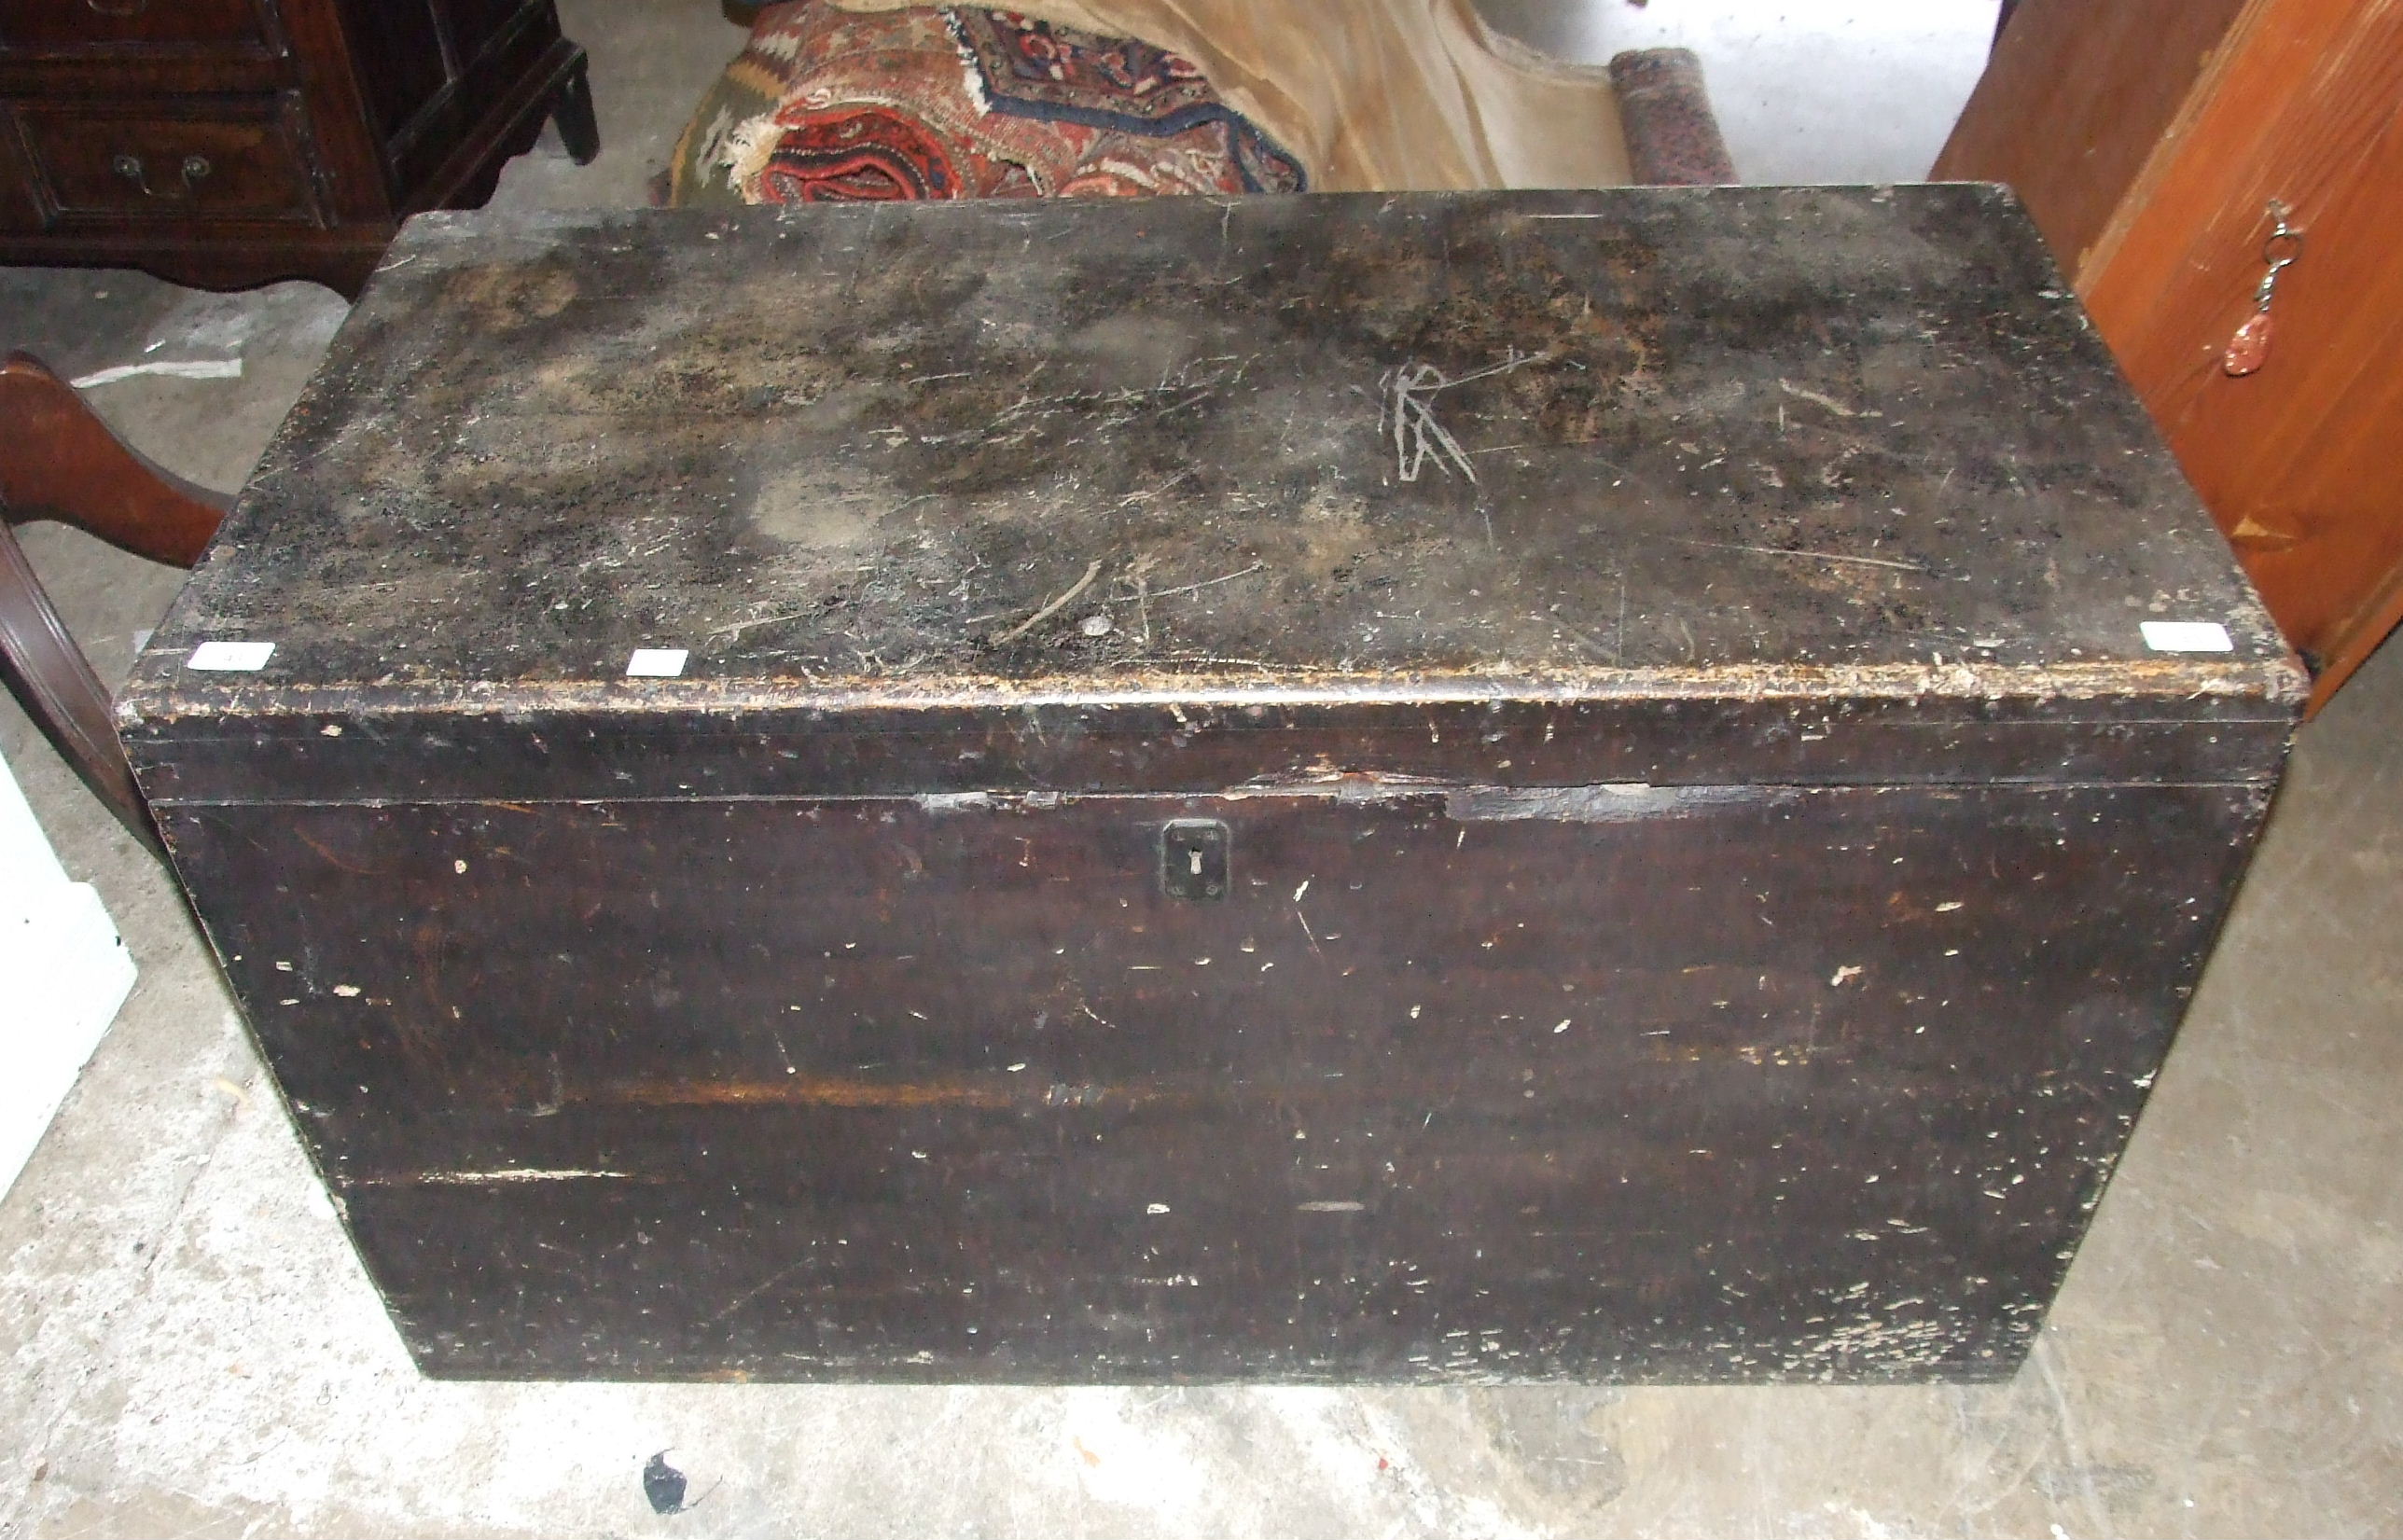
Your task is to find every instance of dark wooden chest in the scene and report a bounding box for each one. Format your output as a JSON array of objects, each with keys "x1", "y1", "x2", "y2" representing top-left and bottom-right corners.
[{"x1": 122, "y1": 188, "x2": 2300, "y2": 1382}]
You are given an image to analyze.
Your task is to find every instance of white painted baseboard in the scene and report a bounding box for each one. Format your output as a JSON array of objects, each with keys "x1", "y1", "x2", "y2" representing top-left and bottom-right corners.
[{"x1": 0, "y1": 751, "x2": 136, "y2": 1200}]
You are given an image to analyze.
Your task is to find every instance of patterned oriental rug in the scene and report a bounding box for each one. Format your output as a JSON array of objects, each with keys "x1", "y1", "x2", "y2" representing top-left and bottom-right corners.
[{"x1": 666, "y1": 3, "x2": 1307, "y2": 206}]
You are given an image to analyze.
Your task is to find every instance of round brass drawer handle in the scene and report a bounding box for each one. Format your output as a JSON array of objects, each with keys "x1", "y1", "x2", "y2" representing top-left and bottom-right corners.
[{"x1": 110, "y1": 153, "x2": 212, "y2": 199}]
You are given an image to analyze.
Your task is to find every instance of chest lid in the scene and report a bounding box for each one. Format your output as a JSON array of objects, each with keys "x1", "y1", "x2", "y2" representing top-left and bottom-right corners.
[{"x1": 123, "y1": 189, "x2": 2299, "y2": 802}]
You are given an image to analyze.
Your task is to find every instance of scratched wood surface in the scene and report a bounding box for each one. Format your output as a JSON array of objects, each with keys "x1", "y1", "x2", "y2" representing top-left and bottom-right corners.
[
  {"x1": 122, "y1": 187, "x2": 2298, "y2": 743},
  {"x1": 163, "y1": 779, "x2": 2268, "y2": 1381},
  {"x1": 123, "y1": 191, "x2": 2298, "y2": 1381}
]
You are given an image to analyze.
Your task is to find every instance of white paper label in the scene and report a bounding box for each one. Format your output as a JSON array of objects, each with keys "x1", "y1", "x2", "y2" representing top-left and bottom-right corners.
[
  {"x1": 186, "y1": 641, "x2": 275, "y2": 672},
  {"x1": 2140, "y1": 620, "x2": 2234, "y2": 653},
  {"x1": 625, "y1": 648, "x2": 688, "y2": 678}
]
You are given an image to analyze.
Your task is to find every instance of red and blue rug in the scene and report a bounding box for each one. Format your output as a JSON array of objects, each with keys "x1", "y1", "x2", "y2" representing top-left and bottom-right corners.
[{"x1": 666, "y1": 3, "x2": 1306, "y2": 206}]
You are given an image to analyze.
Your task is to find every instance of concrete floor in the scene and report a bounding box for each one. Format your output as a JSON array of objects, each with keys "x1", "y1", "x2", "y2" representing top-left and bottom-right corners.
[
  {"x1": 4, "y1": 1, "x2": 2399, "y2": 1534},
  {"x1": 1476, "y1": 0, "x2": 2003, "y2": 184}
]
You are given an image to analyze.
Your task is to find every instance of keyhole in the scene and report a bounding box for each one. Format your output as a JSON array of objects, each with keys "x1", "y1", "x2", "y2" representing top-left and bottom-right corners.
[{"x1": 1160, "y1": 819, "x2": 1230, "y2": 902}]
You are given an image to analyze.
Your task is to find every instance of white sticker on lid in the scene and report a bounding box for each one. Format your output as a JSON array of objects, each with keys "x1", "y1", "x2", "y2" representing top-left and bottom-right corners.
[
  {"x1": 2140, "y1": 621, "x2": 2234, "y2": 653},
  {"x1": 186, "y1": 641, "x2": 275, "y2": 672},
  {"x1": 625, "y1": 647, "x2": 688, "y2": 678}
]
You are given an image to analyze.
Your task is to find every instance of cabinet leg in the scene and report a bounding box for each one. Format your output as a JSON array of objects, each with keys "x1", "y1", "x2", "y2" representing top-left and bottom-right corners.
[{"x1": 552, "y1": 56, "x2": 601, "y2": 166}]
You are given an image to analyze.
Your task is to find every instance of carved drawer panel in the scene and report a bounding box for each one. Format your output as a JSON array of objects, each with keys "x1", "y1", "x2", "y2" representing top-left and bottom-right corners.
[
  {"x1": 10, "y1": 94, "x2": 320, "y2": 224},
  {"x1": 0, "y1": 0, "x2": 276, "y2": 55}
]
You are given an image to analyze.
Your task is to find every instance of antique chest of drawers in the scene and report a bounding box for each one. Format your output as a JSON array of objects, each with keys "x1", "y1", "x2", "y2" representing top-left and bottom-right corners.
[
  {"x1": 0, "y1": 0, "x2": 592, "y2": 296},
  {"x1": 121, "y1": 188, "x2": 2301, "y2": 1381}
]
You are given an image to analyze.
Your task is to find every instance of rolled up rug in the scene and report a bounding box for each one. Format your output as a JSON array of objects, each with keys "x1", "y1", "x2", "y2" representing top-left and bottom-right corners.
[{"x1": 1607, "y1": 47, "x2": 1738, "y2": 186}]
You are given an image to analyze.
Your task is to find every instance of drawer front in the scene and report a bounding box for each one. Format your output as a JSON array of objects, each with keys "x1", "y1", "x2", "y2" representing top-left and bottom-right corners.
[
  {"x1": 0, "y1": 0, "x2": 275, "y2": 55},
  {"x1": 11, "y1": 96, "x2": 320, "y2": 223}
]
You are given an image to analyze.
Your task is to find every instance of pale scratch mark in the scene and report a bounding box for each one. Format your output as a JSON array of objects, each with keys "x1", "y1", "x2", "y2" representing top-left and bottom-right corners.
[
  {"x1": 710, "y1": 1259, "x2": 814, "y2": 1323},
  {"x1": 1359, "y1": 380, "x2": 1389, "y2": 438},
  {"x1": 1384, "y1": 364, "x2": 1464, "y2": 482},
  {"x1": 1133, "y1": 570, "x2": 1153, "y2": 649},
  {"x1": 1777, "y1": 379, "x2": 1880, "y2": 419},
  {"x1": 2032, "y1": 1334, "x2": 2115, "y2": 1539},
  {"x1": 1152, "y1": 387, "x2": 1215, "y2": 422},
  {"x1": 992, "y1": 559, "x2": 1104, "y2": 644},
  {"x1": 1290, "y1": 875, "x2": 1327, "y2": 959},
  {"x1": 707, "y1": 607, "x2": 817, "y2": 639},
  {"x1": 400, "y1": 1168, "x2": 632, "y2": 1185},
  {"x1": 1114, "y1": 468, "x2": 1197, "y2": 508},
  {"x1": 1550, "y1": 617, "x2": 1612, "y2": 659},
  {"x1": 1671, "y1": 538, "x2": 1930, "y2": 575},
  {"x1": 1155, "y1": 653, "x2": 1281, "y2": 672},
  {"x1": 1145, "y1": 562, "x2": 1265, "y2": 601},
  {"x1": 1385, "y1": 351, "x2": 1540, "y2": 483}
]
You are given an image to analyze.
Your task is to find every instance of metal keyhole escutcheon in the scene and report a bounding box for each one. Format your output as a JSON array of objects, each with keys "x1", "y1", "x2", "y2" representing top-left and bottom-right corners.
[{"x1": 1160, "y1": 820, "x2": 1229, "y2": 900}]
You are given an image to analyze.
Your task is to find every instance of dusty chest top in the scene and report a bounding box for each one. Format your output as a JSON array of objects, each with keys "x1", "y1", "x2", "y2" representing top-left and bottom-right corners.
[{"x1": 123, "y1": 188, "x2": 2299, "y2": 797}]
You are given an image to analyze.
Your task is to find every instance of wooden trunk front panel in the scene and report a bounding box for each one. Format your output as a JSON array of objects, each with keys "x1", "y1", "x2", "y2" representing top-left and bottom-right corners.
[{"x1": 165, "y1": 779, "x2": 2265, "y2": 1381}]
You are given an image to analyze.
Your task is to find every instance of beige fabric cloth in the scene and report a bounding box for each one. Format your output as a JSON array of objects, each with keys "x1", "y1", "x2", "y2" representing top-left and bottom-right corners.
[{"x1": 826, "y1": 0, "x2": 1631, "y2": 189}]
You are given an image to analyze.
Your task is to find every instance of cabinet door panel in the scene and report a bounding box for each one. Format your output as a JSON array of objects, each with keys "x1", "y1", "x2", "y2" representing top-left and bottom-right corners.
[
  {"x1": 1938, "y1": 0, "x2": 2403, "y2": 709},
  {"x1": 329, "y1": 0, "x2": 448, "y2": 144},
  {"x1": 2077, "y1": 0, "x2": 2403, "y2": 704},
  {"x1": 437, "y1": 0, "x2": 536, "y2": 67}
]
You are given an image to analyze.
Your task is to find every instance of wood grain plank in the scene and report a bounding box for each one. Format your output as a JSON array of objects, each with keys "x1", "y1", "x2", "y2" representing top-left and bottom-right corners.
[
  {"x1": 165, "y1": 781, "x2": 2270, "y2": 1380},
  {"x1": 1932, "y1": 0, "x2": 2253, "y2": 275},
  {"x1": 2077, "y1": 0, "x2": 2403, "y2": 687}
]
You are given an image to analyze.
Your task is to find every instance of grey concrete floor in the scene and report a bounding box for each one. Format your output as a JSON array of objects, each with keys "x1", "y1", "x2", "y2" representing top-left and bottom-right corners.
[
  {"x1": 1476, "y1": 0, "x2": 2003, "y2": 184},
  {"x1": 4, "y1": 2, "x2": 2400, "y2": 1534}
]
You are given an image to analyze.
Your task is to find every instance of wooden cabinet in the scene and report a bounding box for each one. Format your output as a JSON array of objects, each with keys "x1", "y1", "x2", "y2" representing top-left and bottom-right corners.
[
  {"x1": 1937, "y1": 0, "x2": 2403, "y2": 711},
  {"x1": 0, "y1": 0, "x2": 594, "y2": 297}
]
